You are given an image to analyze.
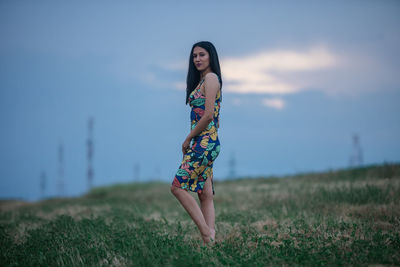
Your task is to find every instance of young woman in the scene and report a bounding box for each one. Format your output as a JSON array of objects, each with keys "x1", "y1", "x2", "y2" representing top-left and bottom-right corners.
[{"x1": 171, "y1": 41, "x2": 222, "y2": 245}]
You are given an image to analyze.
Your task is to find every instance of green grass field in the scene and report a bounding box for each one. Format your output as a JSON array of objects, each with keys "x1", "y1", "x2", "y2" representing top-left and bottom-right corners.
[{"x1": 1, "y1": 163, "x2": 400, "y2": 266}]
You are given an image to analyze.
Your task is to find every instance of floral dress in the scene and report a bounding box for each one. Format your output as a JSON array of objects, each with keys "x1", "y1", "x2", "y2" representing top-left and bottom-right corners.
[{"x1": 172, "y1": 74, "x2": 221, "y2": 194}]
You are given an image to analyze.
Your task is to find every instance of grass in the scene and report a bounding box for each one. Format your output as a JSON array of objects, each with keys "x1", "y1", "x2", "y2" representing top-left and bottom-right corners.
[{"x1": 1, "y1": 163, "x2": 399, "y2": 266}]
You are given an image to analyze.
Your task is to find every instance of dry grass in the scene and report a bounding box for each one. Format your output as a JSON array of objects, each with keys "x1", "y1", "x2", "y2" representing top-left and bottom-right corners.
[{"x1": 1, "y1": 163, "x2": 399, "y2": 266}]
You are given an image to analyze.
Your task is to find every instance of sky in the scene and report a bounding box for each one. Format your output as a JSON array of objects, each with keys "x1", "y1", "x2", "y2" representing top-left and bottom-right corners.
[{"x1": 1, "y1": 0, "x2": 399, "y2": 201}]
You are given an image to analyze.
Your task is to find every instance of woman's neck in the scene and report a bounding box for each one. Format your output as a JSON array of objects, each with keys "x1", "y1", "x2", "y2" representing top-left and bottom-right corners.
[{"x1": 200, "y1": 68, "x2": 212, "y2": 80}]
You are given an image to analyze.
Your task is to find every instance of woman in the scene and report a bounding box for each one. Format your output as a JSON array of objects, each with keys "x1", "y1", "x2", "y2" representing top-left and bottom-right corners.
[{"x1": 170, "y1": 41, "x2": 222, "y2": 245}]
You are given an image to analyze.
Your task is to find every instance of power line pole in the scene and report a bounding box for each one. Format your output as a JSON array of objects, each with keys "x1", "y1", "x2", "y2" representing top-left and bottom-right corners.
[
  {"x1": 40, "y1": 170, "x2": 46, "y2": 199},
  {"x1": 87, "y1": 117, "x2": 94, "y2": 191},
  {"x1": 154, "y1": 165, "x2": 161, "y2": 181},
  {"x1": 228, "y1": 152, "x2": 236, "y2": 179},
  {"x1": 134, "y1": 162, "x2": 140, "y2": 182},
  {"x1": 349, "y1": 133, "x2": 363, "y2": 167},
  {"x1": 58, "y1": 142, "x2": 65, "y2": 196}
]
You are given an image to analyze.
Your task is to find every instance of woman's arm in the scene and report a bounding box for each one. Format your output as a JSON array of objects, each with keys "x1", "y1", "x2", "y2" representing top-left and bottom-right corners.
[{"x1": 181, "y1": 73, "x2": 220, "y2": 154}]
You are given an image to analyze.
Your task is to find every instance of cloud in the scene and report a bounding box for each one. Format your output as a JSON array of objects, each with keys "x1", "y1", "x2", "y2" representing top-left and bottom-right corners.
[
  {"x1": 221, "y1": 46, "x2": 337, "y2": 94},
  {"x1": 163, "y1": 61, "x2": 187, "y2": 71},
  {"x1": 232, "y1": 98, "x2": 242, "y2": 106},
  {"x1": 157, "y1": 46, "x2": 338, "y2": 110},
  {"x1": 161, "y1": 45, "x2": 338, "y2": 95},
  {"x1": 262, "y1": 98, "x2": 285, "y2": 110},
  {"x1": 173, "y1": 81, "x2": 186, "y2": 90},
  {"x1": 159, "y1": 44, "x2": 399, "y2": 100}
]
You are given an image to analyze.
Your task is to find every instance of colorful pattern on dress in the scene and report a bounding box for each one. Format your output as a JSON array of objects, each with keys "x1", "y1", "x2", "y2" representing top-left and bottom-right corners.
[{"x1": 172, "y1": 74, "x2": 222, "y2": 194}]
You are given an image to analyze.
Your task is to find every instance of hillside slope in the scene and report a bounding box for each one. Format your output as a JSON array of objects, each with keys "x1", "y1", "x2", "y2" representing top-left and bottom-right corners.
[{"x1": 1, "y1": 163, "x2": 399, "y2": 266}]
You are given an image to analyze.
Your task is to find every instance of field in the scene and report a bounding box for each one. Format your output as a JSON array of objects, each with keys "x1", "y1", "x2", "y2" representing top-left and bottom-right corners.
[{"x1": 1, "y1": 163, "x2": 400, "y2": 266}]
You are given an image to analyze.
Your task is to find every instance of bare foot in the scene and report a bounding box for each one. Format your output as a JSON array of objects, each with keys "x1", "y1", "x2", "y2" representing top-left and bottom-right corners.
[
  {"x1": 210, "y1": 228, "x2": 215, "y2": 241},
  {"x1": 201, "y1": 228, "x2": 213, "y2": 245},
  {"x1": 201, "y1": 235, "x2": 211, "y2": 245},
  {"x1": 202, "y1": 229, "x2": 216, "y2": 245}
]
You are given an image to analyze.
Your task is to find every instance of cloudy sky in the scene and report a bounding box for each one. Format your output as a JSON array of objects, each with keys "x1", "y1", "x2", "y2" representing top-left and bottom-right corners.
[{"x1": 1, "y1": 0, "x2": 399, "y2": 201}]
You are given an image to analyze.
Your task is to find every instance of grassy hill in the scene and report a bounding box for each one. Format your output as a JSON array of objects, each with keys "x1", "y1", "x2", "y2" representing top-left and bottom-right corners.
[{"x1": 1, "y1": 163, "x2": 399, "y2": 266}]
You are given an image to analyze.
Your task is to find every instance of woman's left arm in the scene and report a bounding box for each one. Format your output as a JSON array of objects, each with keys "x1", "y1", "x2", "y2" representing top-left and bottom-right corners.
[{"x1": 181, "y1": 73, "x2": 220, "y2": 154}]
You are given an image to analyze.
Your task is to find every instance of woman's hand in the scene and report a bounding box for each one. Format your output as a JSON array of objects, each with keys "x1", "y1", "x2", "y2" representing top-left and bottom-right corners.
[{"x1": 182, "y1": 137, "x2": 191, "y2": 155}]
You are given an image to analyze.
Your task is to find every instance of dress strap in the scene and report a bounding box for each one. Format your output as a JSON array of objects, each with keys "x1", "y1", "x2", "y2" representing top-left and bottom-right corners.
[
  {"x1": 199, "y1": 73, "x2": 221, "y2": 87},
  {"x1": 197, "y1": 78, "x2": 205, "y2": 89}
]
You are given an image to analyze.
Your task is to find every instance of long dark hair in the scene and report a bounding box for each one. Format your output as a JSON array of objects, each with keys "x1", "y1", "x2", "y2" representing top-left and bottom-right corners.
[{"x1": 186, "y1": 41, "x2": 222, "y2": 104}]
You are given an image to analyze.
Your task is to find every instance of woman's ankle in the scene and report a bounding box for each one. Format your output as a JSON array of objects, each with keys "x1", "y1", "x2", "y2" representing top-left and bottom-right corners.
[
  {"x1": 200, "y1": 227, "x2": 212, "y2": 243},
  {"x1": 210, "y1": 228, "x2": 215, "y2": 240}
]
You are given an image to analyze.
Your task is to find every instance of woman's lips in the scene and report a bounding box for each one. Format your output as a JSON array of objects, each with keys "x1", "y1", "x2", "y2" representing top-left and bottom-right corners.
[{"x1": 196, "y1": 63, "x2": 201, "y2": 67}]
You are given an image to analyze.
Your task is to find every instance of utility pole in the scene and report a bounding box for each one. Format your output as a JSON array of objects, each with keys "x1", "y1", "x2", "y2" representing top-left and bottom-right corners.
[
  {"x1": 134, "y1": 163, "x2": 140, "y2": 182},
  {"x1": 87, "y1": 117, "x2": 94, "y2": 191},
  {"x1": 154, "y1": 165, "x2": 161, "y2": 181},
  {"x1": 40, "y1": 170, "x2": 46, "y2": 199},
  {"x1": 58, "y1": 143, "x2": 64, "y2": 196},
  {"x1": 228, "y1": 152, "x2": 236, "y2": 179},
  {"x1": 349, "y1": 133, "x2": 363, "y2": 167}
]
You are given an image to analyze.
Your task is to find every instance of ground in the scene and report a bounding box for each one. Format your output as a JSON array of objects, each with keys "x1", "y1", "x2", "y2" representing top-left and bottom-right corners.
[{"x1": 1, "y1": 163, "x2": 399, "y2": 266}]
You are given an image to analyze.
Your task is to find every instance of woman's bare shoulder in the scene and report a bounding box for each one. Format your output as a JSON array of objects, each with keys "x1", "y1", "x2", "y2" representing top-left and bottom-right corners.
[
  {"x1": 202, "y1": 73, "x2": 220, "y2": 98},
  {"x1": 205, "y1": 72, "x2": 219, "y2": 81},
  {"x1": 204, "y1": 72, "x2": 220, "y2": 89}
]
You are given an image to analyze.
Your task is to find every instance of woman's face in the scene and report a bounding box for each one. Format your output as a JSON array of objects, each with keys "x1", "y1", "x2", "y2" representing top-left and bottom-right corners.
[{"x1": 193, "y1": 46, "x2": 210, "y2": 72}]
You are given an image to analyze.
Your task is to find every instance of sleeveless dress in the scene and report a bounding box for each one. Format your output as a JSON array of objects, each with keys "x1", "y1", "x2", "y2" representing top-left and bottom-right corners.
[{"x1": 172, "y1": 74, "x2": 221, "y2": 195}]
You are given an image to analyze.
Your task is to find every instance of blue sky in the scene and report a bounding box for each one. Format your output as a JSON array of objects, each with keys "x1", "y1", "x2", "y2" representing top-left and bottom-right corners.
[{"x1": 1, "y1": 0, "x2": 399, "y2": 201}]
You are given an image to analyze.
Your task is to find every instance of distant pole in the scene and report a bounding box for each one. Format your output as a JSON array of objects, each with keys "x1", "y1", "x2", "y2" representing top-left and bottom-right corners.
[
  {"x1": 58, "y1": 143, "x2": 65, "y2": 196},
  {"x1": 229, "y1": 152, "x2": 236, "y2": 179},
  {"x1": 349, "y1": 134, "x2": 363, "y2": 167},
  {"x1": 134, "y1": 163, "x2": 140, "y2": 182},
  {"x1": 40, "y1": 170, "x2": 46, "y2": 199},
  {"x1": 154, "y1": 165, "x2": 161, "y2": 180},
  {"x1": 87, "y1": 117, "x2": 94, "y2": 191}
]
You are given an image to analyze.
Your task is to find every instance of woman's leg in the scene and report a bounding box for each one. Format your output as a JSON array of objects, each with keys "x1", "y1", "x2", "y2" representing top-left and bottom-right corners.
[
  {"x1": 170, "y1": 185, "x2": 212, "y2": 243},
  {"x1": 198, "y1": 176, "x2": 215, "y2": 240}
]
